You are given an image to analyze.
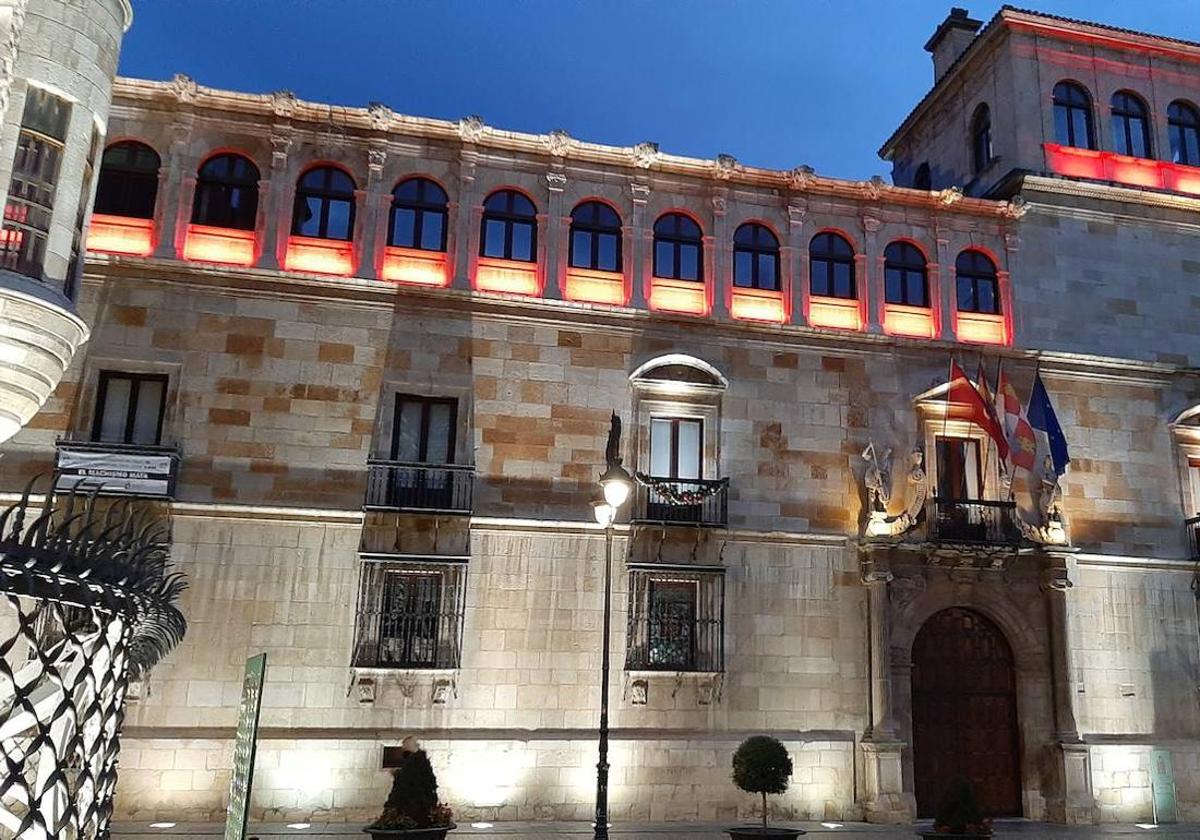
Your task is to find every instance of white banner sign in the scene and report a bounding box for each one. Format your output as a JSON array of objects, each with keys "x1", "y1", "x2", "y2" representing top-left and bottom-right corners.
[{"x1": 55, "y1": 449, "x2": 174, "y2": 496}]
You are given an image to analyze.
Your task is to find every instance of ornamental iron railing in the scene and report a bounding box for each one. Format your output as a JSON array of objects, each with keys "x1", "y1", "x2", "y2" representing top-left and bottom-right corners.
[
  {"x1": 364, "y1": 460, "x2": 473, "y2": 514},
  {"x1": 0, "y1": 482, "x2": 187, "y2": 840},
  {"x1": 625, "y1": 567, "x2": 724, "y2": 672},
  {"x1": 1186, "y1": 515, "x2": 1200, "y2": 559},
  {"x1": 350, "y1": 557, "x2": 467, "y2": 670},
  {"x1": 928, "y1": 498, "x2": 1022, "y2": 546},
  {"x1": 632, "y1": 477, "x2": 729, "y2": 527}
]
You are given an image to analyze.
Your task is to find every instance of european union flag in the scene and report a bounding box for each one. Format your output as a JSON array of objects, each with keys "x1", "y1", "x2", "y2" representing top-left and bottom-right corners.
[{"x1": 1027, "y1": 373, "x2": 1070, "y2": 476}]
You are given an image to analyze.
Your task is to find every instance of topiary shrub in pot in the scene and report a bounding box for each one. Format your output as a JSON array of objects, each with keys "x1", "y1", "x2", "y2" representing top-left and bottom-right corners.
[
  {"x1": 365, "y1": 737, "x2": 456, "y2": 839},
  {"x1": 726, "y1": 735, "x2": 805, "y2": 839},
  {"x1": 918, "y1": 778, "x2": 993, "y2": 839}
]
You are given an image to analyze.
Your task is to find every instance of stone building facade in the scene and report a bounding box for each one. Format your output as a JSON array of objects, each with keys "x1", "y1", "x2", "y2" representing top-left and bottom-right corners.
[{"x1": 3, "y1": 4, "x2": 1199, "y2": 828}]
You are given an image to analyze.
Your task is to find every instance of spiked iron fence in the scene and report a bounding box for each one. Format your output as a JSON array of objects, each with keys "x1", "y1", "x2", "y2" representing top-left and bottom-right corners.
[{"x1": 0, "y1": 483, "x2": 187, "y2": 839}]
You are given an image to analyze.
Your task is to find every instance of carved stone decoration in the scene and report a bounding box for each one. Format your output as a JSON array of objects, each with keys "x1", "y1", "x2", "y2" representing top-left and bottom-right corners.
[
  {"x1": 546, "y1": 129, "x2": 573, "y2": 158},
  {"x1": 632, "y1": 141, "x2": 660, "y2": 169},
  {"x1": 432, "y1": 676, "x2": 455, "y2": 704},
  {"x1": 1020, "y1": 456, "x2": 1069, "y2": 545},
  {"x1": 356, "y1": 677, "x2": 377, "y2": 704},
  {"x1": 697, "y1": 674, "x2": 722, "y2": 706},
  {"x1": 710, "y1": 194, "x2": 727, "y2": 215},
  {"x1": 269, "y1": 134, "x2": 292, "y2": 170},
  {"x1": 458, "y1": 114, "x2": 487, "y2": 143},
  {"x1": 1042, "y1": 565, "x2": 1073, "y2": 593},
  {"x1": 271, "y1": 89, "x2": 297, "y2": 118},
  {"x1": 629, "y1": 678, "x2": 648, "y2": 705},
  {"x1": 864, "y1": 174, "x2": 887, "y2": 199},
  {"x1": 861, "y1": 214, "x2": 883, "y2": 234},
  {"x1": 0, "y1": 0, "x2": 29, "y2": 130},
  {"x1": 714, "y1": 153, "x2": 738, "y2": 179},
  {"x1": 169, "y1": 72, "x2": 198, "y2": 104},
  {"x1": 367, "y1": 101, "x2": 394, "y2": 131},
  {"x1": 630, "y1": 182, "x2": 651, "y2": 204},
  {"x1": 126, "y1": 679, "x2": 144, "y2": 703},
  {"x1": 862, "y1": 447, "x2": 927, "y2": 539},
  {"x1": 790, "y1": 165, "x2": 816, "y2": 190},
  {"x1": 862, "y1": 442, "x2": 893, "y2": 510},
  {"x1": 367, "y1": 147, "x2": 387, "y2": 174},
  {"x1": 938, "y1": 185, "x2": 964, "y2": 205},
  {"x1": 787, "y1": 202, "x2": 807, "y2": 227},
  {"x1": 1002, "y1": 195, "x2": 1029, "y2": 219},
  {"x1": 545, "y1": 171, "x2": 567, "y2": 193}
]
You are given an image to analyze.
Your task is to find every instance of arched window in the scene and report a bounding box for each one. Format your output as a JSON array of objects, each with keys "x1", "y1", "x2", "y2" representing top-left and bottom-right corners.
[
  {"x1": 809, "y1": 232, "x2": 855, "y2": 299},
  {"x1": 389, "y1": 177, "x2": 448, "y2": 251},
  {"x1": 653, "y1": 213, "x2": 703, "y2": 282},
  {"x1": 955, "y1": 250, "x2": 1000, "y2": 314},
  {"x1": 569, "y1": 201, "x2": 621, "y2": 272},
  {"x1": 913, "y1": 162, "x2": 932, "y2": 191},
  {"x1": 1052, "y1": 82, "x2": 1095, "y2": 149},
  {"x1": 733, "y1": 222, "x2": 779, "y2": 291},
  {"x1": 480, "y1": 189, "x2": 537, "y2": 262},
  {"x1": 971, "y1": 104, "x2": 993, "y2": 173},
  {"x1": 1111, "y1": 91, "x2": 1151, "y2": 158},
  {"x1": 292, "y1": 166, "x2": 356, "y2": 240},
  {"x1": 192, "y1": 153, "x2": 259, "y2": 230},
  {"x1": 883, "y1": 242, "x2": 929, "y2": 307},
  {"x1": 1168, "y1": 100, "x2": 1200, "y2": 166},
  {"x1": 94, "y1": 141, "x2": 160, "y2": 219}
]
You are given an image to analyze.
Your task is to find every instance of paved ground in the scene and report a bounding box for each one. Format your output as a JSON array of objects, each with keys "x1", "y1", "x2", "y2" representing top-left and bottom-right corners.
[{"x1": 111, "y1": 820, "x2": 1196, "y2": 839}]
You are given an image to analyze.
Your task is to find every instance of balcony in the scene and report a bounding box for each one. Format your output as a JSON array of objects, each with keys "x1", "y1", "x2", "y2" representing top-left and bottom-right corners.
[
  {"x1": 364, "y1": 460, "x2": 474, "y2": 514},
  {"x1": 927, "y1": 498, "x2": 1021, "y2": 547},
  {"x1": 730, "y1": 286, "x2": 786, "y2": 324},
  {"x1": 351, "y1": 556, "x2": 467, "y2": 670},
  {"x1": 474, "y1": 256, "x2": 539, "y2": 295},
  {"x1": 85, "y1": 214, "x2": 154, "y2": 257},
  {"x1": 883, "y1": 302, "x2": 936, "y2": 339},
  {"x1": 564, "y1": 267, "x2": 625, "y2": 305},
  {"x1": 284, "y1": 235, "x2": 354, "y2": 276},
  {"x1": 955, "y1": 309, "x2": 1009, "y2": 346},
  {"x1": 632, "y1": 478, "x2": 729, "y2": 527},
  {"x1": 183, "y1": 223, "x2": 256, "y2": 266},
  {"x1": 649, "y1": 276, "x2": 708, "y2": 316},
  {"x1": 53, "y1": 440, "x2": 180, "y2": 499},
  {"x1": 1043, "y1": 143, "x2": 1200, "y2": 197},
  {"x1": 808, "y1": 294, "x2": 863, "y2": 331},
  {"x1": 1186, "y1": 515, "x2": 1200, "y2": 559},
  {"x1": 381, "y1": 246, "x2": 449, "y2": 287}
]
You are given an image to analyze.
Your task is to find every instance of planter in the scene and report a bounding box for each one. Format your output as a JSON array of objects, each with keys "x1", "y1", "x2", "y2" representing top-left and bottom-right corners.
[
  {"x1": 364, "y1": 825, "x2": 456, "y2": 840},
  {"x1": 726, "y1": 827, "x2": 805, "y2": 839}
]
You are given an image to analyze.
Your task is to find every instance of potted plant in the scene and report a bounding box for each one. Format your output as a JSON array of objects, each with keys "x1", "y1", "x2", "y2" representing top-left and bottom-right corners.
[
  {"x1": 919, "y1": 779, "x2": 993, "y2": 838},
  {"x1": 365, "y1": 737, "x2": 456, "y2": 839},
  {"x1": 726, "y1": 735, "x2": 805, "y2": 839}
]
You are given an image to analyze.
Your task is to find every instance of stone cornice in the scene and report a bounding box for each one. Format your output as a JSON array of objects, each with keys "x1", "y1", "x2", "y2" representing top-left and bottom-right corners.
[{"x1": 1019, "y1": 174, "x2": 1200, "y2": 225}]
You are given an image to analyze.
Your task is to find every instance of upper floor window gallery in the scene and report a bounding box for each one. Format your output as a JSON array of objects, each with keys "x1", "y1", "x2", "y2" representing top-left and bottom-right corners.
[
  {"x1": 883, "y1": 241, "x2": 929, "y2": 308},
  {"x1": 809, "y1": 232, "x2": 855, "y2": 299},
  {"x1": 653, "y1": 212, "x2": 703, "y2": 282},
  {"x1": 292, "y1": 165, "x2": 356, "y2": 240},
  {"x1": 480, "y1": 189, "x2": 536, "y2": 262},
  {"x1": 390, "y1": 177, "x2": 448, "y2": 252},
  {"x1": 971, "y1": 103, "x2": 993, "y2": 174},
  {"x1": 192, "y1": 153, "x2": 259, "y2": 230},
  {"x1": 569, "y1": 200, "x2": 622, "y2": 272},
  {"x1": 94, "y1": 141, "x2": 160, "y2": 219},
  {"x1": 954, "y1": 250, "x2": 1000, "y2": 314},
  {"x1": 1169, "y1": 100, "x2": 1200, "y2": 166},
  {"x1": 1110, "y1": 91, "x2": 1152, "y2": 159},
  {"x1": 1053, "y1": 81, "x2": 1095, "y2": 150},
  {"x1": 732, "y1": 222, "x2": 780, "y2": 291}
]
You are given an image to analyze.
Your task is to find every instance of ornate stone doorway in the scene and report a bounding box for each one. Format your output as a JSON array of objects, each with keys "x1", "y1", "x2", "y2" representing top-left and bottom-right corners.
[{"x1": 911, "y1": 607, "x2": 1022, "y2": 818}]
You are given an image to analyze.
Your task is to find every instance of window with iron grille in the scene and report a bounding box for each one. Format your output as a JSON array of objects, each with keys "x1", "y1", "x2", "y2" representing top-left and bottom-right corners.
[
  {"x1": 625, "y1": 566, "x2": 724, "y2": 673},
  {"x1": 1, "y1": 87, "x2": 70, "y2": 281},
  {"x1": 352, "y1": 558, "x2": 467, "y2": 669}
]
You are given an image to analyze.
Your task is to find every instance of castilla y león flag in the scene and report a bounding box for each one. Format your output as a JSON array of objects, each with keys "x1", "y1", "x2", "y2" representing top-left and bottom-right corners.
[
  {"x1": 996, "y1": 367, "x2": 1037, "y2": 472},
  {"x1": 947, "y1": 359, "x2": 1008, "y2": 461}
]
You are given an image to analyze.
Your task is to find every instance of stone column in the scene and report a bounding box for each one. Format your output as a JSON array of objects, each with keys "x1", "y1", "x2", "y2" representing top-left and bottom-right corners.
[
  {"x1": 787, "y1": 202, "x2": 807, "y2": 325},
  {"x1": 861, "y1": 214, "x2": 882, "y2": 332},
  {"x1": 543, "y1": 171, "x2": 567, "y2": 299},
  {"x1": 257, "y1": 133, "x2": 294, "y2": 270},
  {"x1": 709, "y1": 190, "x2": 728, "y2": 318},
  {"x1": 354, "y1": 147, "x2": 386, "y2": 280},
  {"x1": 154, "y1": 120, "x2": 193, "y2": 259},
  {"x1": 628, "y1": 182, "x2": 649, "y2": 309},
  {"x1": 451, "y1": 149, "x2": 478, "y2": 291},
  {"x1": 935, "y1": 232, "x2": 953, "y2": 340}
]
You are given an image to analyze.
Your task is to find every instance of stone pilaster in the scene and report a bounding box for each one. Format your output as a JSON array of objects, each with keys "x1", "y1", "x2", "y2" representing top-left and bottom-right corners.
[
  {"x1": 935, "y1": 230, "x2": 953, "y2": 340},
  {"x1": 628, "y1": 181, "x2": 649, "y2": 309},
  {"x1": 787, "y1": 201, "x2": 807, "y2": 325},
  {"x1": 709, "y1": 190, "x2": 728, "y2": 318},
  {"x1": 257, "y1": 133, "x2": 294, "y2": 270},
  {"x1": 543, "y1": 171, "x2": 567, "y2": 299},
  {"x1": 861, "y1": 214, "x2": 882, "y2": 332},
  {"x1": 354, "y1": 146, "x2": 386, "y2": 279},
  {"x1": 452, "y1": 148, "x2": 478, "y2": 291},
  {"x1": 154, "y1": 119, "x2": 193, "y2": 259}
]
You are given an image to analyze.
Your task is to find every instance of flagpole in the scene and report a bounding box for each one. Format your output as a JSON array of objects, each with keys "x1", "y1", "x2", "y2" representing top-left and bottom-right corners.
[{"x1": 941, "y1": 354, "x2": 954, "y2": 506}]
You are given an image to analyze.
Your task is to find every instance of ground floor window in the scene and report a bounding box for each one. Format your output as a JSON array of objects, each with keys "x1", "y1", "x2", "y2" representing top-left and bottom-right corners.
[
  {"x1": 625, "y1": 566, "x2": 723, "y2": 673},
  {"x1": 351, "y1": 558, "x2": 467, "y2": 669}
]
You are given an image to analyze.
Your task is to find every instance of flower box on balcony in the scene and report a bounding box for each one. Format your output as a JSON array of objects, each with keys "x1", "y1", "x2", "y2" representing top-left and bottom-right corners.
[
  {"x1": 284, "y1": 234, "x2": 354, "y2": 276},
  {"x1": 382, "y1": 247, "x2": 449, "y2": 287},
  {"x1": 474, "y1": 256, "x2": 539, "y2": 296},
  {"x1": 807, "y1": 294, "x2": 862, "y2": 331},
  {"x1": 731, "y1": 286, "x2": 786, "y2": 324},
  {"x1": 564, "y1": 267, "x2": 625, "y2": 305},
  {"x1": 86, "y1": 214, "x2": 154, "y2": 257},
  {"x1": 183, "y1": 223, "x2": 256, "y2": 266},
  {"x1": 649, "y1": 276, "x2": 708, "y2": 316}
]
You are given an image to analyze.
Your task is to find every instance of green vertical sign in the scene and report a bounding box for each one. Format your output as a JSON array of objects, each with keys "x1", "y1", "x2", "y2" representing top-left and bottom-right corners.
[
  {"x1": 224, "y1": 653, "x2": 267, "y2": 840},
  {"x1": 1150, "y1": 748, "x2": 1178, "y2": 825}
]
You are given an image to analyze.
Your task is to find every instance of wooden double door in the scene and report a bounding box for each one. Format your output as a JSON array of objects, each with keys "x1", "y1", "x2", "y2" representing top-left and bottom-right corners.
[{"x1": 911, "y1": 607, "x2": 1022, "y2": 818}]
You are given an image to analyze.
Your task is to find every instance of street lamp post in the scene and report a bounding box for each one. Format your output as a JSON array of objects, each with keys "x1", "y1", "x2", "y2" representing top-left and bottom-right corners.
[{"x1": 592, "y1": 414, "x2": 632, "y2": 840}]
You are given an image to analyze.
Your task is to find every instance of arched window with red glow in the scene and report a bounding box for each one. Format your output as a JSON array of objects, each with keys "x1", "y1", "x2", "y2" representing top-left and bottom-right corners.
[
  {"x1": 192, "y1": 153, "x2": 259, "y2": 230},
  {"x1": 732, "y1": 222, "x2": 779, "y2": 291},
  {"x1": 480, "y1": 189, "x2": 537, "y2": 262},
  {"x1": 810, "y1": 232, "x2": 856, "y2": 299},
  {"x1": 653, "y1": 213, "x2": 703, "y2": 282},
  {"x1": 1052, "y1": 82, "x2": 1095, "y2": 150},
  {"x1": 569, "y1": 201, "x2": 621, "y2": 272},
  {"x1": 292, "y1": 166, "x2": 356, "y2": 240},
  {"x1": 94, "y1": 141, "x2": 160, "y2": 219},
  {"x1": 389, "y1": 177, "x2": 448, "y2": 252},
  {"x1": 884, "y1": 242, "x2": 929, "y2": 307},
  {"x1": 954, "y1": 250, "x2": 1000, "y2": 314},
  {"x1": 1111, "y1": 91, "x2": 1151, "y2": 159},
  {"x1": 1168, "y1": 100, "x2": 1200, "y2": 166}
]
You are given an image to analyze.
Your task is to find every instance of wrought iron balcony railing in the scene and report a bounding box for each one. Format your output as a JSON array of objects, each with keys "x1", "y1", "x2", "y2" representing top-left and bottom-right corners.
[
  {"x1": 351, "y1": 556, "x2": 467, "y2": 670},
  {"x1": 1185, "y1": 515, "x2": 1200, "y2": 559},
  {"x1": 632, "y1": 477, "x2": 729, "y2": 527},
  {"x1": 928, "y1": 498, "x2": 1022, "y2": 546},
  {"x1": 53, "y1": 440, "x2": 180, "y2": 499},
  {"x1": 364, "y1": 460, "x2": 474, "y2": 514}
]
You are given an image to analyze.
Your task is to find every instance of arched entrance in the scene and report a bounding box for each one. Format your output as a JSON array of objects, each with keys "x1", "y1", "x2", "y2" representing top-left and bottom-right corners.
[{"x1": 912, "y1": 607, "x2": 1022, "y2": 818}]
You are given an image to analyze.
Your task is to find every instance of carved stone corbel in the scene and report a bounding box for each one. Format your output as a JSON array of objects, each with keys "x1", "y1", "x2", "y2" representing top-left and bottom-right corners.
[{"x1": 632, "y1": 141, "x2": 660, "y2": 169}]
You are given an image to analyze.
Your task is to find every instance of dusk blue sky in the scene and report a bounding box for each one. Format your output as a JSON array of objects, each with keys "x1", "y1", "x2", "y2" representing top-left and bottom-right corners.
[{"x1": 119, "y1": 1, "x2": 1200, "y2": 181}]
